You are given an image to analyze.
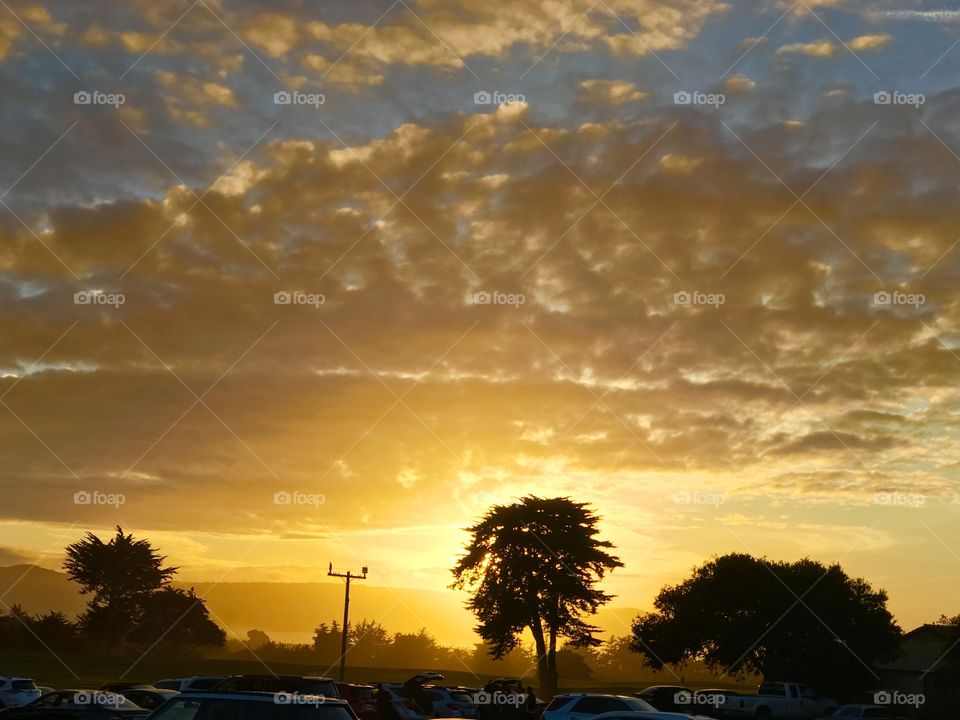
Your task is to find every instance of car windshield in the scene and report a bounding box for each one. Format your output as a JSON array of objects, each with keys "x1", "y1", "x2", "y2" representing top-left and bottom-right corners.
[
  {"x1": 12, "y1": 681, "x2": 38, "y2": 691},
  {"x1": 152, "y1": 699, "x2": 356, "y2": 720},
  {"x1": 300, "y1": 681, "x2": 337, "y2": 697}
]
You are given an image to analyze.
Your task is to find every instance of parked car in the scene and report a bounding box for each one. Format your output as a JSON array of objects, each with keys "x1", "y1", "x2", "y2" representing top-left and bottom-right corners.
[
  {"x1": 34, "y1": 692, "x2": 54, "y2": 702},
  {"x1": 336, "y1": 684, "x2": 377, "y2": 720},
  {"x1": 0, "y1": 690, "x2": 149, "y2": 720},
  {"x1": 419, "y1": 687, "x2": 478, "y2": 719},
  {"x1": 214, "y1": 677, "x2": 339, "y2": 698},
  {"x1": 634, "y1": 687, "x2": 693, "y2": 713},
  {"x1": 722, "y1": 682, "x2": 836, "y2": 720},
  {"x1": 116, "y1": 689, "x2": 177, "y2": 711},
  {"x1": 145, "y1": 691, "x2": 358, "y2": 720},
  {"x1": 815, "y1": 706, "x2": 909, "y2": 720},
  {"x1": 376, "y1": 683, "x2": 429, "y2": 720},
  {"x1": 542, "y1": 693, "x2": 662, "y2": 720},
  {"x1": 153, "y1": 678, "x2": 225, "y2": 693},
  {"x1": 592, "y1": 712, "x2": 712, "y2": 720},
  {"x1": 0, "y1": 678, "x2": 41, "y2": 709}
]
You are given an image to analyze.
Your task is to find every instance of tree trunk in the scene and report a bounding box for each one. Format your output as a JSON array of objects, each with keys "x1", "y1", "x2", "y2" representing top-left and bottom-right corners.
[
  {"x1": 546, "y1": 626, "x2": 558, "y2": 697},
  {"x1": 530, "y1": 621, "x2": 556, "y2": 698}
]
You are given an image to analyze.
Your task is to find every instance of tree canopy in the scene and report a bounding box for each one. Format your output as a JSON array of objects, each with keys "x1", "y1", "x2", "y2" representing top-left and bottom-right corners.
[
  {"x1": 451, "y1": 496, "x2": 622, "y2": 696},
  {"x1": 631, "y1": 553, "x2": 902, "y2": 696}
]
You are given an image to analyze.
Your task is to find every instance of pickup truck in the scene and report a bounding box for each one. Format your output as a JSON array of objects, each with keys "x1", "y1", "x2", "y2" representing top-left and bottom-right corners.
[{"x1": 719, "y1": 681, "x2": 837, "y2": 719}]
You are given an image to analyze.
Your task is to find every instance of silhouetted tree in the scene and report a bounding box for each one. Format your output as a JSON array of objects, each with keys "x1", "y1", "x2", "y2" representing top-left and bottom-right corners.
[
  {"x1": 63, "y1": 527, "x2": 177, "y2": 652},
  {"x1": 631, "y1": 553, "x2": 902, "y2": 697},
  {"x1": 312, "y1": 621, "x2": 343, "y2": 662},
  {"x1": 349, "y1": 619, "x2": 390, "y2": 666},
  {"x1": 131, "y1": 587, "x2": 225, "y2": 651},
  {"x1": 381, "y1": 629, "x2": 441, "y2": 668},
  {"x1": 452, "y1": 496, "x2": 622, "y2": 697},
  {"x1": 245, "y1": 628, "x2": 271, "y2": 650}
]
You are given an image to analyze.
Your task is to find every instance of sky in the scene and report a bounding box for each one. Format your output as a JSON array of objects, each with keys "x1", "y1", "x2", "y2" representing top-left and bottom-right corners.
[{"x1": 1, "y1": 0, "x2": 960, "y2": 646}]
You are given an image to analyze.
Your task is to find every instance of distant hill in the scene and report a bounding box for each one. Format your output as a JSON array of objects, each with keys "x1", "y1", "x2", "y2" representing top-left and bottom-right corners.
[{"x1": 0, "y1": 565, "x2": 640, "y2": 648}]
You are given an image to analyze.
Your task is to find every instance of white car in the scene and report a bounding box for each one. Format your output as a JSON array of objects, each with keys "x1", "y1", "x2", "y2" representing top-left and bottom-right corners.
[
  {"x1": 0, "y1": 677, "x2": 41, "y2": 709},
  {"x1": 593, "y1": 712, "x2": 712, "y2": 720},
  {"x1": 543, "y1": 694, "x2": 696, "y2": 720}
]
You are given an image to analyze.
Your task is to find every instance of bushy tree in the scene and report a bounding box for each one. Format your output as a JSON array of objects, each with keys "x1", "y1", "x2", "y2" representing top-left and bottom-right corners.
[
  {"x1": 131, "y1": 587, "x2": 225, "y2": 651},
  {"x1": 631, "y1": 553, "x2": 902, "y2": 697},
  {"x1": 64, "y1": 527, "x2": 177, "y2": 651},
  {"x1": 452, "y1": 496, "x2": 622, "y2": 696}
]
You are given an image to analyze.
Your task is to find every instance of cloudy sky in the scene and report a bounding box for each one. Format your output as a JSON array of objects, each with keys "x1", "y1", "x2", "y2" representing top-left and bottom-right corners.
[{"x1": 2, "y1": 0, "x2": 960, "y2": 644}]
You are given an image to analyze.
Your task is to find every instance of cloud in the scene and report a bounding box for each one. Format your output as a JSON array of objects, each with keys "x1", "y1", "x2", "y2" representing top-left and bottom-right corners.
[
  {"x1": 578, "y1": 80, "x2": 649, "y2": 106},
  {"x1": 777, "y1": 40, "x2": 836, "y2": 57},
  {"x1": 849, "y1": 33, "x2": 892, "y2": 51},
  {"x1": 724, "y1": 75, "x2": 757, "y2": 93}
]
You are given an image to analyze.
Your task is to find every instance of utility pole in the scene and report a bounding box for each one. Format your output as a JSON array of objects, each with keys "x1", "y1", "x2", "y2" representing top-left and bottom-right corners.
[{"x1": 328, "y1": 562, "x2": 367, "y2": 682}]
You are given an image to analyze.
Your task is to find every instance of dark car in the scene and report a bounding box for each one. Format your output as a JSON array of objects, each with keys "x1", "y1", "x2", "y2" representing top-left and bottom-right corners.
[
  {"x1": 0, "y1": 690, "x2": 149, "y2": 720},
  {"x1": 335, "y1": 685, "x2": 376, "y2": 720},
  {"x1": 146, "y1": 692, "x2": 357, "y2": 720},
  {"x1": 117, "y1": 689, "x2": 177, "y2": 711},
  {"x1": 633, "y1": 686, "x2": 692, "y2": 713},
  {"x1": 214, "y1": 678, "x2": 339, "y2": 699}
]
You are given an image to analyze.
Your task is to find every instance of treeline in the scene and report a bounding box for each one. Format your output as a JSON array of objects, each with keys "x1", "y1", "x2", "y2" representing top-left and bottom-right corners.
[{"x1": 214, "y1": 623, "x2": 737, "y2": 684}]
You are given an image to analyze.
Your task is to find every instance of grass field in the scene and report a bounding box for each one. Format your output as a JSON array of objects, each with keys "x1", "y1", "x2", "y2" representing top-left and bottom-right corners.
[{"x1": 0, "y1": 650, "x2": 753, "y2": 695}]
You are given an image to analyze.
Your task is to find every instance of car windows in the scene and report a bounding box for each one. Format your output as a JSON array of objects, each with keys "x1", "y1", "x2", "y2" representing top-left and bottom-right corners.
[
  {"x1": 188, "y1": 679, "x2": 223, "y2": 691},
  {"x1": 570, "y1": 697, "x2": 608, "y2": 714},
  {"x1": 35, "y1": 693, "x2": 66, "y2": 707},
  {"x1": 759, "y1": 683, "x2": 786, "y2": 697},
  {"x1": 544, "y1": 697, "x2": 569, "y2": 712},
  {"x1": 12, "y1": 681, "x2": 38, "y2": 691},
  {"x1": 300, "y1": 681, "x2": 338, "y2": 698}
]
